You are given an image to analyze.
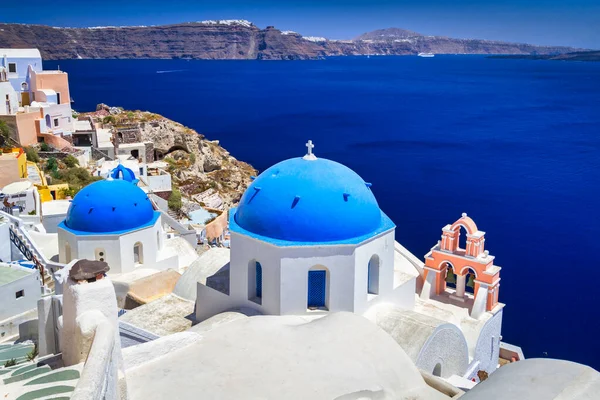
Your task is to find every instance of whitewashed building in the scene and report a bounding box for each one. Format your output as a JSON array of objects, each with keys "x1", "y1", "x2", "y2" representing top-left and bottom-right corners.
[{"x1": 57, "y1": 179, "x2": 183, "y2": 275}]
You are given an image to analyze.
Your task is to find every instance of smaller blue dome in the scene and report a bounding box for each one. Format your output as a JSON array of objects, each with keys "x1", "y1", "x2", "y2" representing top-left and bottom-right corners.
[
  {"x1": 110, "y1": 164, "x2": 137, "y2": 182},
  {"x1": 64, "y1": 180, "x2": 156, "y2": 233}
]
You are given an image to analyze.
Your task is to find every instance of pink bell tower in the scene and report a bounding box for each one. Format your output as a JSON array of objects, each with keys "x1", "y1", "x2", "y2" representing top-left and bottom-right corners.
[{"x1": 423, "y1": 213, "x2": 501, "y2": 318}]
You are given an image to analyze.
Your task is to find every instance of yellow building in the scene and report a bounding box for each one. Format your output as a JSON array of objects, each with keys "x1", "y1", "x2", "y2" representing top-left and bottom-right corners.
[
  {"x1": 0, "y1": 148, "x2": 27, "y2": 188},
  {"x1": 25, "y1": 160, "x2": 69, "y2": 202}
]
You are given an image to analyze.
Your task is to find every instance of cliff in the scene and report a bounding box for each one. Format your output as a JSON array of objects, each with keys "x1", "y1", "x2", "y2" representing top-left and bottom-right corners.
[
  {"x1": 0, "y1": 21, "x2": 582, "y2": 60},
  {"x1": 86, "y1": 109, "x2": 256, "y2": 208}
]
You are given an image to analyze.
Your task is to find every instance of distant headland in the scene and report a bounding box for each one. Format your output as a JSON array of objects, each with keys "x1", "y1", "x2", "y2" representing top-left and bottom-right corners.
[
  {"x1": 488, "y1": 50, "x2": 600, "y2": 62},
  {"x1": 0, "y1": 21, "x2": 585, "y2": 60}
]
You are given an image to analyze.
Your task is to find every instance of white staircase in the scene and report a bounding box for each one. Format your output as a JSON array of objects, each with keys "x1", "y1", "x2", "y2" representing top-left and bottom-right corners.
[{"x1": 2, "y1": 210, "x2": 63, "y2": 293}]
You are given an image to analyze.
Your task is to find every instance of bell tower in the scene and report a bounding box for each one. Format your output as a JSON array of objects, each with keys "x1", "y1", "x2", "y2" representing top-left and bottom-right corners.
[{"x1": 422, "y1": 213, "x2": 501, "y2": 319}]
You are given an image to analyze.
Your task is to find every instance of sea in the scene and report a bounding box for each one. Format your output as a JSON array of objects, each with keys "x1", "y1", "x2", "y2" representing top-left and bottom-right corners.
[{"x1": 46, "y1": 56, "x2": 600, "y2": 369}]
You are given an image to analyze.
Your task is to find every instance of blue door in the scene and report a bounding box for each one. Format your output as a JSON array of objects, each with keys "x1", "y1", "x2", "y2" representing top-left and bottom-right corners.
[
  {"x1": 308, "y1": 270, "x2": 326, "y2": 308},
  {"x1": 256, "y1": 262, "x2": 262, "y2": 298}
]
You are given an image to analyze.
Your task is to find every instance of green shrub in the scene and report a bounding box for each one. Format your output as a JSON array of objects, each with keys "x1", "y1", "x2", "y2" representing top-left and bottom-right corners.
[
  {"x1": 63, "y1": 155, "x2": 79, "y2": 168},
  {"x1": 4, "y1": 358, "x2": 16, "y2": 367},
  {"x1": 24, "y1": 147, "x2": 40, "y2": 163},
  {"x1": 40, "y1": 143, "x2": 51, "y2": 152},
  {"x1": 0, "y1": 120, "x2": 10, "y2": 139},
  {"x1": 26, "y1": 344, "x2": 38, "y2": 362},
  {"x1": 59, "y1": 186, "x2": 78, "y2": 198},
  {"x1": 168, "y1": 186, "x2": 182, "y2": 211},
  {"x1": 45, "y1": 157, "x2": 58, "y2": 172},
  {"x1": 54, "y1": 167, "x2": 102, "y2": 190},
  {"x1": 189, "y1": 153, "x2": 196, "y2": 164},
  {"x1": 102, "y1": 116, "x2": 115, "y2": 125}
]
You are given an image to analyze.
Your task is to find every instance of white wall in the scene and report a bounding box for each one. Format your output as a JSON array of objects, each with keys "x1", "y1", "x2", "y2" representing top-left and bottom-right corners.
[
  {"x1": 0, "y1": 81, "x2": 19, "y2": 115},
  {"x1": 40, "y1": 103, "x2": 74, "y2": 134},
  {"x1": 0, "y1": 264, "x2": 41, "y2": 321},
  {"x1": 0, "y1": 222, "x2": 11, "y2": 262},
  {"x1": 58, "y1": 218, "x2": 177, "y2": 275},
  {"x1": 210, "y1": 230, "x2": 399, "y2": 318},
  {"x1": 146, "y1": 173, "x2": 171, "y2": 193}
]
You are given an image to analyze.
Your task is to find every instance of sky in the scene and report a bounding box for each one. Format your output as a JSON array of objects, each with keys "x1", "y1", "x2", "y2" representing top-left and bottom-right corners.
[{"x1": 2, "y1": 0, "x2": 599, "y2": 48}]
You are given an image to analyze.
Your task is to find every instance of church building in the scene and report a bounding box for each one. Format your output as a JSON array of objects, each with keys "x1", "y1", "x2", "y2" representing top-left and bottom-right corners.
[
  {"x1": 57, "y1": 172, "x2": 180, "y2": 275},
  {"x1": 195, "y1": 141, "x2": 417, "y2": 320}
]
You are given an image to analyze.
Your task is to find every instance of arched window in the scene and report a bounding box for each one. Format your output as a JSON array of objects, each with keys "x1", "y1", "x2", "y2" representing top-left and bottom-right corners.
[
  {"x1": 247, "y1": 260, "x2": 262, "y2": 304},
  {"x1": 465, "y1": 268, "x2": 477, "y2": 294},
  {"x1": 433, "y1": 363, "x2": 442, "y2": 377},
  {"x1": 367, "y1": 255, "x2": 380, "y2": 295},
  {"x1": 444, "y1": 263, "x2": 456, "y2": 289},
  {"x1": 64, "y1": 242, "x2": 71, "y2": 263},
  {"x1": 95, "y1": 248, "x2": 106, "y2": 262},
  {"x1": 21, "y1": 82, "x2": 28, "y2": 91},
  {"x1": 308, "y1": 266, "x2": 329, "y2": 310},
  {"x1": 134, "y1": 242, "x2": 144, "y2": 264},
  {"x1": 45, "y1": 114, "x2": 51, "y2": 129}
]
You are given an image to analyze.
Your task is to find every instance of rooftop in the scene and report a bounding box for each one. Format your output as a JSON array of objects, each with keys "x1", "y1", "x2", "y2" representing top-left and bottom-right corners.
[
  {"x1": 0, "y1": 264, "x2": 32, "y2": 286},
  {"x1": 0, "y1": 48, "x2": 42, "y2": 59}
]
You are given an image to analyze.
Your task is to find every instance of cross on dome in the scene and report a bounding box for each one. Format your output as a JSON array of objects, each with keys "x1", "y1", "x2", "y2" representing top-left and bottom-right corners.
[{"x1": 303, "y1": 140, "x2": 317, "y2": 161}]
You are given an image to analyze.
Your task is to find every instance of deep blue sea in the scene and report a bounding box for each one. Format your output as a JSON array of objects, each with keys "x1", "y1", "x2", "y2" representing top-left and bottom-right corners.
[{"x1": 46, "y1": 56, "x2": 600, "y2": 369}]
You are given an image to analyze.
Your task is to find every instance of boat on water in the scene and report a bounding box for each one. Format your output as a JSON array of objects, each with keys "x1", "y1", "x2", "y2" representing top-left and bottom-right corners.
[{"x1": 418, "y1": 52, "x2": 435, "y2": 58}]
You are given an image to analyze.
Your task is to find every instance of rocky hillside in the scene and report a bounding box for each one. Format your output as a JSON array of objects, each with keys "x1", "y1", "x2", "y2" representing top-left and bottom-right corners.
[
  {"x1": 0, "y1": 21, "x2": 582, "y2": 60},
  {"x1": 87, "y1": 109, "x2": 256, "y2": 207}
]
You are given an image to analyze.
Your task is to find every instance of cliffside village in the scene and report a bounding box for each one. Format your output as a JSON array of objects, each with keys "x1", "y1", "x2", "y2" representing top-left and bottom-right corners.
[{"x1": 0, "y1": 49, "x2": 598, "y2": 400}]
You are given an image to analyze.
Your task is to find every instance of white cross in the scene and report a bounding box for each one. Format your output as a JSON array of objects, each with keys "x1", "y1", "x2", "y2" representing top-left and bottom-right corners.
[
  {"x1": 303, "y1": 140, "x2": 317, "y2": 161},
  {"x1": 306, "y1": 140, "x2": 314, "y2": 155}
]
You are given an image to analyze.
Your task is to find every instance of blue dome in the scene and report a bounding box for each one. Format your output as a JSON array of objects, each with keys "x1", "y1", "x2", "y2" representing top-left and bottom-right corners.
[
  {"x1": 64, "y1": 180, "x2": 156, "y2": 233},
  {"x1": 110, "y1": 164, "x2": 137, "y2": 182},
  {"x1": 234, "y1": 157, "x2": 384, "y2": 242}
]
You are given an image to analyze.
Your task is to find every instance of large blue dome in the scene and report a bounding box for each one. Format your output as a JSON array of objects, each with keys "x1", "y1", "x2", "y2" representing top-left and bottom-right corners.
[
  {"x1": 63, "y1": 179, "x2": 156, "y2": 234},
  {"x1": 233, "y1": 157, "x2": 386, "y2": 243}
]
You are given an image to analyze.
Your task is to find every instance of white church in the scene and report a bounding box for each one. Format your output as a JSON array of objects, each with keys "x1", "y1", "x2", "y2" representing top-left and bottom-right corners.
[{"x1": 191, "y1": 141, "x2": 505, "y2": 380}]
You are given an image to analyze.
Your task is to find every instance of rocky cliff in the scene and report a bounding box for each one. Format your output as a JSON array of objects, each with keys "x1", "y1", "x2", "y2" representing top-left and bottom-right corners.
[
  {"x1": 87, "y1": 109, "x2": 256, "y2": 208},
  {"x1": 0, "y1": 21, "x2": 582, "y2": 60}
]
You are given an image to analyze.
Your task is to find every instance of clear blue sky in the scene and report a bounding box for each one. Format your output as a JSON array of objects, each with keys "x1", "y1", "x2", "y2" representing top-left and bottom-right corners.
[{"x1": 3, "y1": 0, "x2": 599, "y2": 48}]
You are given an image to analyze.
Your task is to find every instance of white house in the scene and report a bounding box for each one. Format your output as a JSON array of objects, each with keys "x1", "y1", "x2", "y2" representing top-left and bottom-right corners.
[
  {"x1": 0, "y1": 263, "x2": 41, "y2": 340},
  {"x1": 0, "y1": 49, "x2": 42, "y2": 96}
]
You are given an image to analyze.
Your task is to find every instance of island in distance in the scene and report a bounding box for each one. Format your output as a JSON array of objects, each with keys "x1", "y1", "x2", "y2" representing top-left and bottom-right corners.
[{"x1": 0, "y1": 20, "x2": 585, "y2": 60}]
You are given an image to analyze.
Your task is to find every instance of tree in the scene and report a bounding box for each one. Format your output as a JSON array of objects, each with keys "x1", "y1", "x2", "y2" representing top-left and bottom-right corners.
[
  {"x1": 45, "y1": 157, "x2": 58, "y2": 172},
  {"x1": 40, "y1": 143, "x2": 51, "y2": 152},
  {"x1": 24, "y1": 147, "x2": 40, "y2": 163},
  {"x1": 63, "y1": 155, "x2": 79, "y2": 168},
  {"x1": 168, "y1": 186, "x2": 182, "y2": 212}
]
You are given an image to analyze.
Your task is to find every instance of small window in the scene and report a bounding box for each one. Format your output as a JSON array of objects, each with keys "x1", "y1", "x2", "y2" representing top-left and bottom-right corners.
[
  {"x1": 53, "y1": 118, "x2": 59, "y2": 127},
  {"x1": 56, "y1": 92, "x2": 61, "y2": 104},
  {"x1": 8, "y1": 63, "x2": 16, "y2": 73},
  {"x1": 15, "y1": 290, "x2": 24, "y2": 298}
]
